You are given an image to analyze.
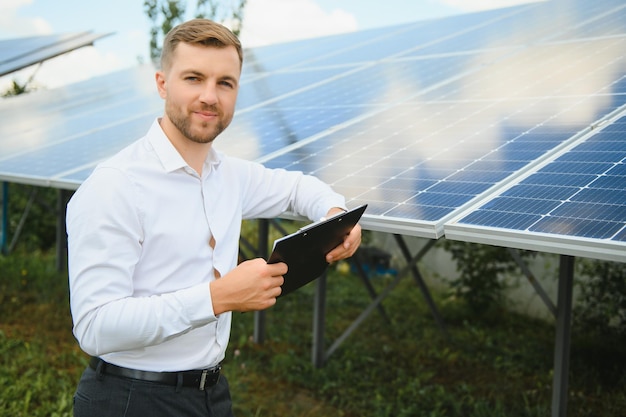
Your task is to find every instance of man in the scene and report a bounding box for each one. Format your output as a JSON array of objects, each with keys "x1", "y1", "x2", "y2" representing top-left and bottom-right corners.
[{"x1": 67, "y1": 19, "x2": 361, "y2": 417}]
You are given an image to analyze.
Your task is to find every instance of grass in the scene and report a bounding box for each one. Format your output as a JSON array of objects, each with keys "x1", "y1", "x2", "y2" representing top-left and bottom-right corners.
[{"x1": 1, "y1": 249, "x2": 625, "y2": 417}]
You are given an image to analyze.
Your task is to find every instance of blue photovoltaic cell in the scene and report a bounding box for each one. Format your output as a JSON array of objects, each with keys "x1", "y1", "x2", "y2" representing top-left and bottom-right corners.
[
  {"x1": 454, "y1": 115, "x2": 626, "y2": 243},
  {"x1": 242, "y1": 24, "x2": 411, "y2": 73},
  {"x1": 405, "y1": 5, "x2": 545, "y2": 57},
  {"x1": 0, "y1": 114, "x2": 156, "y2": 179},
  {"x1": 531, "y1": 216, "x2": 623, "y2": 239},
  {"x1": 480, "y1": 196, "x2": 562, "y2": 215},
  {"x1": 521, "y1": 173, "x2": 600, "y2": 187},
  {"x1": 541, "y1": 161, "x2": 615, "y2": 174},
  {"x1": 572, "y1": 188, "x2": 626, "y2": 204},
  {"x1": 0, "y1": 65, "x2": 160, "y2": 159},
  {"x1": 236, "y1": 66, "x2": 353, "y2": 109},
  {"x1": 551, "y1": 2, "x2": 626, "y2": 41},
  {"x1": 0, "y1": 0, "x2": 625, "y2": 251},
  {"x1": 607, "y1": 163, "x2": 626, "y2": 175},
  {"x1": 615, "y1": 227, "x2": 626, "y2": 241},
  {"x1": 501, "y1": 184, "x2": 580, "y2": 201}
]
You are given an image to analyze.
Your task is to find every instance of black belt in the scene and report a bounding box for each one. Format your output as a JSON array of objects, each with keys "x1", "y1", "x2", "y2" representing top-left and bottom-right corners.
[{"x1": 89, "y1": 357, "x2": 221, "y2": 390}]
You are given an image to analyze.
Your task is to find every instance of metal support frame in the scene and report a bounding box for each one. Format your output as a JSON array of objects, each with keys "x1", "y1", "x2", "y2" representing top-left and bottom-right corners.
[
  {"x1": 394, "y1": 235, "x2": 448, "y2": 339},
  {"x1": 243, "y1": 219, "x2": 577, "y2": 416},
  {"x1": 552, "y1": 255, "x2": 574, "y2": 417},
  {"x1": 314, "y1": 270, "x2": 403, "y2": 367},
  {"x1": 507, "y1": 248, "x2": 557, "y2": 317},
  {"x1": 1, "y1": 182, "x2": 7, "y2": 254},
  {"x1": 506, "y1": 249, "x2": 575, "y2": 417},
  {"x1": 56, "y1": 189, "x2": 71, "y2": 272},
  {"x1": 312, "y1": 272, "x2": 327, "y2": 367},
  {"x1": 310, "y1": 234, "x2": 445, "y2": 367},
  {"x1": 250, "y1": 217, "x2": 394, "y2": 360},
  {"x1": 351, "y1": 257, "x2": 391, "y2": 324},
  {"x1": 312, "y1": 255, "x2": 396, "y2": 367},
  {"x1": 6, "y1": 186, "x2": 37, "y2": 254},
  {"x1": 253, "y1": 219, "x2": 270, "y2": 344},
  {"x1": 1, "y1": 185, "x2": 71, "y2": 272}
]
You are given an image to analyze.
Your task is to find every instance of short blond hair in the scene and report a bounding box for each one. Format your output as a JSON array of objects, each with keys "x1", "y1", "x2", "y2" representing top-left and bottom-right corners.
[{"x1": 160, "y1": 19, "x2": 243, "y2": 70}]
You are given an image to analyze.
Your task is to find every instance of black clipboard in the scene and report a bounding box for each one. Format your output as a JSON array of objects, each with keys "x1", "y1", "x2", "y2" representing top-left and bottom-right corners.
[{"x1": 268, "y1": 204, "x2": 367, "y2": 297}]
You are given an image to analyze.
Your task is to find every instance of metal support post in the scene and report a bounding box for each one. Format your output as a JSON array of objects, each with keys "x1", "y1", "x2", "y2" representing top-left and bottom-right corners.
[
  {"x1": 253, "y1": 219, "x2": 270, "y2": 344},
  {"x1": 1, "y1": 182, "x2": 7, "y2": 254},
  {"x1": 393, "y1": 235, "x2": 449, "y2": 339},
  {"x1": 56, "y1": 189, "x2": 71, "y2": 272},
  {"x1": 312, "y1": 271, "x2": 327, "y2": 368},
  {"x1": 551, "y1": 255, "x2": 574, "y2": 417}
]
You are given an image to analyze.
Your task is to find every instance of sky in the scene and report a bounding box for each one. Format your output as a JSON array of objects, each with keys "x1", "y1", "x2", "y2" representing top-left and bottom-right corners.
[{"x1": 0, "y1": 0, "x2": 544, "y2": 91}]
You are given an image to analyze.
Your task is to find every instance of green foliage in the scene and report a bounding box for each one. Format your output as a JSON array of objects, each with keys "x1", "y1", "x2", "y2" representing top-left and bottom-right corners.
[
  {"x1": 1, "y1": 63, "x2": 42, "y2": 97},
  {"x1": 1, "y1": 251, "x2": 625, "y2": 416},
  {"x1": 2, "y1": 80, "x2": 35, "y2": 97},
  {"x1": 144, "y1": 0, "x2": 186, "y2": 63},
  {"x1": 441, "y1": 240, "x2": 537, "y2": 313},
  {"x1": 575, "y1": 258, "x2": 626, "y2": 336},
  {"x1": 0, "y1": 252, "x2": 82, "y2": 417},
  {"x1": 4, "y1": 184, "x2": 59, "y2": 253},
  {"x1": 196, "y1": 0, "x2": 247, "y2": 34},
  {"x1": 144, "y1": 0, "x2": 248, "y2": 63}
]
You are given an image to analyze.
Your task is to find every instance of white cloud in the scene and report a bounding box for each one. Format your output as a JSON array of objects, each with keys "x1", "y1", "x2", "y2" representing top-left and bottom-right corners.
[
  {"x1": 30, "y1": 46, "x2": 125, "y2": 89},
  {"x1": 0, "y1": 0, "x2": 52, "y2": 38},
  {"x1": 438, "y1": 0, "x2": 546, "y2": 12},
  {"x1": 239, "y1": 0, "x2": 358, "y2": 47},
  {"x1": 0, "y1": 1, "x2": 144, "y2": 91},
  {"x1": 0, "y1": 44, "x2": 127, "y2": 92}
]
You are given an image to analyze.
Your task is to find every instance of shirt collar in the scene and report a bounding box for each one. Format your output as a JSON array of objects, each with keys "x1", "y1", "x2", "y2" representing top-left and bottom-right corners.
[{"x1": 146, "y1": 118, "x2": 222, "y2": 174}]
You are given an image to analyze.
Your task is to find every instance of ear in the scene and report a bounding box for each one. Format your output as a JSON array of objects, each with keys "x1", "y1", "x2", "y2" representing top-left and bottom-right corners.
[{"x1": 155, "y1": 71, "x2": 167, "y2": 99}]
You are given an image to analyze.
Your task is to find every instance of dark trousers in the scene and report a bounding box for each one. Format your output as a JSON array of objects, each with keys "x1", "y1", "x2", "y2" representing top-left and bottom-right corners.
[{"x1": 73, "y1": 366, "x2": 234, "y2": 417}]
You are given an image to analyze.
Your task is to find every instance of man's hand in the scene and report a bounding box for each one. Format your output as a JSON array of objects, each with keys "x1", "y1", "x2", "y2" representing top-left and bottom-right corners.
[
  {"x1": 324, "y1": 207, "x2": 362, "y2": 263},
  {"x1": 210, "y1": 258, "x2": 287, "y2": 315}
]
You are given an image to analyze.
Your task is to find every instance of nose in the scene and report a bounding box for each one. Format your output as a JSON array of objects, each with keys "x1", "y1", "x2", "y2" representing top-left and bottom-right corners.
[{"x1": 199, "y1": 82, "x2": 218, "y2": 105}]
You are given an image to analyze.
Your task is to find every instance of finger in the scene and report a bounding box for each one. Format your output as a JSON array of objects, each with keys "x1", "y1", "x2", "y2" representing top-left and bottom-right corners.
[
  {"x1": 268, "y1": 261, "x2": 288, "y2": 276},
  {"x1": 326, "y1": 245, "x2": 348, "y2": 263},
  {"x1": 274, "y1": 274, "x2": 285, "y2": 287},
  {"x1": 327, "y1": 232, "x2": 361, "y2": 262}
]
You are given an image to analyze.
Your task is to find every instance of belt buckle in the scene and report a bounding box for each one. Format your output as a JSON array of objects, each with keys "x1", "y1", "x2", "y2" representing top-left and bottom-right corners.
[
  {"x1": 199, "y1": 370, "x2": 209, "y2": 390},
  {"x1": 198, "y1": 366, "x2": 221, "y2": 390}
]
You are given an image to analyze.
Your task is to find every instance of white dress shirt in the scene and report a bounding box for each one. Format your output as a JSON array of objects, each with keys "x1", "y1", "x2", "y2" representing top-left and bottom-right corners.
[{"x1": 67, "y1": 118, "x2": 346, "y2": 372}]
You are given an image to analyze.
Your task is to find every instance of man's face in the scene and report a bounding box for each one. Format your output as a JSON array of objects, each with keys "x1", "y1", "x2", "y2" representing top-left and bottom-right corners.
[{"x1": 156, "y1": 42, "x2": 241, "y2": 145}]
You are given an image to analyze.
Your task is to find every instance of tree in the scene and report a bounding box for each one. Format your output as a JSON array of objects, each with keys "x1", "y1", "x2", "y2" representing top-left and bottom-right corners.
[{"x1": 144, "y1": 0, "x2": 247, "y2": 64}]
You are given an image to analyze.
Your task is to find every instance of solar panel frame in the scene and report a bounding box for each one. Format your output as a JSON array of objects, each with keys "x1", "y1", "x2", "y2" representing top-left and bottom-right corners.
[{"x1": 444, "y1": 110, "x2": 626, "y2": 263}]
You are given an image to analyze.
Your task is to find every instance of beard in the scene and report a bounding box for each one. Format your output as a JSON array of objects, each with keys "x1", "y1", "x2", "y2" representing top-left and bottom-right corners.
[{"x1": 165, "y1": 101, "x2": 231, "y2": 144}]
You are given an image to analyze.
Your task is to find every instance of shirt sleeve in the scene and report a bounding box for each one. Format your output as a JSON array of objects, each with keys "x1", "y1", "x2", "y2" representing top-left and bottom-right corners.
[
  {"x1": 67, "y1": 167, "x2": 217, "y2": 357},
  {"x1": 231, "y1": 157, "x2": 347, "y2": 221}
]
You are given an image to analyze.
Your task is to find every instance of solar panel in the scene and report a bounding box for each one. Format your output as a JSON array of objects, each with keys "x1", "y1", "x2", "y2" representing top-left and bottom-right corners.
[
  {"x1": 0, "y1": 0, "x2": 624, "y2": 254},
  {"x1": 445, "y1": 113, "x2": 626, "y2": 262},
  {"x1": 0, "y1": 32, "x2": 112, "y2": 77},
  {"x1": 1, "y1": 4, "x2": 624, "y2": 416}
]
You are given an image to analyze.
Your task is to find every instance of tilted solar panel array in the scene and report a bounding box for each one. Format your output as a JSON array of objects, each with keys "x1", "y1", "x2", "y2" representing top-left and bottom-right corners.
[
  {"x1": 252, "y1": 0, "x2": 626, "y2": 251},
  {"x1": 0, "y1": 0, "x2": 624, "y2": 261},
  {"x1": 0, "y1": 32, "x2": 112, "y2": 77},
  {"x1": 446, "y1": 114, "x2": 626, "y2": 262}
]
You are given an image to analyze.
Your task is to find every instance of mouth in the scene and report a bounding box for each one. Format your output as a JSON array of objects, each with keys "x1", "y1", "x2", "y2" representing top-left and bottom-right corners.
[{"x1": 194, "y1": 110, "x2": 218, "y2": 121}]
